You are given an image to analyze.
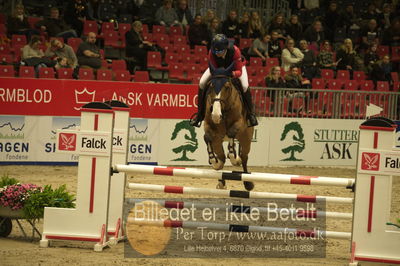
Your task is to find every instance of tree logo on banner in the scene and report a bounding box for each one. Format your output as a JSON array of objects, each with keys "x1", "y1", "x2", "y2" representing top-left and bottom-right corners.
[
  {"x1": 170, "y1": 121, "x2": 198, "y2": 161},
  {"x1": 280, "y1": 121, "x2": 305, "y2": 161}
]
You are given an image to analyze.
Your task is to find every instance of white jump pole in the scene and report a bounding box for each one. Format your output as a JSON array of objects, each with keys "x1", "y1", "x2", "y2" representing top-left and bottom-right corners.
[
  {"x1": 127, "y1": 183, "x2": 354, "y2": 204},
  {"x1": 114, "y1": 164, "x2": 355, "y2": 188},
  {"x1": 126, "y1": 218, "x2": 352, "y2": 240},
  {"x1": 126, "y1": 199, "x2": 353, "y2": 219}
]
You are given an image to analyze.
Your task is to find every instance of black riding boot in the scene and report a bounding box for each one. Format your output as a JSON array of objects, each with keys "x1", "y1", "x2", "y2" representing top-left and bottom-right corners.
[
  {"x1": 243, "y1": 89, "x2": 258, "y2": 127},
  {"x1": 189, "y1": 88, "x2": 206, "y2": 127}
]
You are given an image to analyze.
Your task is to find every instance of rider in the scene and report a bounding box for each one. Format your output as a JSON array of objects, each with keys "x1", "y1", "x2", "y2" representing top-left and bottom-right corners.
[{"x1": 190, "y1": 34, "x2": 258, "y2": 127}]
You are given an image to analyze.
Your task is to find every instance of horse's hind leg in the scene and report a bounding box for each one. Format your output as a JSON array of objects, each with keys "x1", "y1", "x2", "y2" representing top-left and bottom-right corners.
[{"x1": 238, "y1": 131, "x2": 254, "y2": 191}]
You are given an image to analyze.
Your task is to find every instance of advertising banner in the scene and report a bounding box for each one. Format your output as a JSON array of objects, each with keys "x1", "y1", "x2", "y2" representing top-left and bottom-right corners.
[
  {"x1": 267, "y1": 118, "x2": 362, "y2": 166},
  {"x1": 0, "y1": 77, "x2": 197, "y2": 118}
]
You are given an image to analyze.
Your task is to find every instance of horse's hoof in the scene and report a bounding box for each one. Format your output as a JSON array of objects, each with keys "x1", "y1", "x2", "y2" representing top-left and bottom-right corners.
[
  {"x1": 244, "y1": 181, "x2": 254, "y2": 191},
  {"x1": 216, "y1": 181, "x2": 227, "y2": 190},
  {"x1": 212, "y1": 160, "x2": 224, "y2": 170},
  {"x1": 228, "y1": 153, "x2": 242, "y2": 166}
]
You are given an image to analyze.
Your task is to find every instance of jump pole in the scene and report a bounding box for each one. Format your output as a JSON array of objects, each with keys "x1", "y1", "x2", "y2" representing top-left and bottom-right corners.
[
  {"x1": 127, "y1": 218, "x2": 352, "y2": 240},
  {"x1": 126, "y1": 199, "x2": 353, "y2": 219},
  {"x1": 127, "y1": 183, "x2": 354, "y2": 204},
  {"x1": 114, "y1": 164, "x2": 355, "y2": 188}
]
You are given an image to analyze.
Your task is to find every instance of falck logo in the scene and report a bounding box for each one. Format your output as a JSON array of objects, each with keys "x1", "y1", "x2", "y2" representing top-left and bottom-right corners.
[
  {"x1": 58, "y1": 133, "x2": 77, "y2": 151},
  {"x1": 361, "y1": 152, "x2": 380, "y2": 171}
]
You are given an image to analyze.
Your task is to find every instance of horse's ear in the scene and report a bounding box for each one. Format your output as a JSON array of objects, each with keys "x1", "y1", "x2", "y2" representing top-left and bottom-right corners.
[{"x1": 209, "y1": 62, "x2": 216, "y2": 75}]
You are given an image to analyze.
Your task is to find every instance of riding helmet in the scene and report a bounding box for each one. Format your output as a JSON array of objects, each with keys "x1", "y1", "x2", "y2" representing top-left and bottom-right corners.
[{"x1": 211, "y1": 34, "x2": 229, "y2": 55}]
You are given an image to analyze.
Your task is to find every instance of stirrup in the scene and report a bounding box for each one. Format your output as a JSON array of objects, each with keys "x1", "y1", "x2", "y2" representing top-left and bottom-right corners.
[
  {"x1": 247, "y1": 114, "x2": 258, "y2": 127},
  {"x1": 189, "y1": 113, "x2": 203, "y2": 127}
]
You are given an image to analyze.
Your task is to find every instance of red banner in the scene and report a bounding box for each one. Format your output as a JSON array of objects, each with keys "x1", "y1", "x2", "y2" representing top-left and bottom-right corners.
[{"x1": 0, "y1": 78, "x2": 197, "y2": 118}]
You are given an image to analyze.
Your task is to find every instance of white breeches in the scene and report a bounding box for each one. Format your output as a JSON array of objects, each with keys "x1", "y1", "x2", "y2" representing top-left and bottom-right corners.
[{"x1": 199, "y1": 65, "x2": 249, "y2": 92}]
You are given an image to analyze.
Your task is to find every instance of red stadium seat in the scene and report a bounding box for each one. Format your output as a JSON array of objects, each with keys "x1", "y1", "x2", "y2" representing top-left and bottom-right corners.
[
  {"x1": 97, "y1": 69, "x2": 113, "y2": 80},
  {"x1": 19, "y1": 66, "x2": 35, "y2": 78},
  {"x1": 359, "y1": 80, "x2": 374, "y2": 91},
  {"x1": 377, "y1": 45, "x2": 389, "y2": 57},
  {"x1": 168, "y1": 63, "x2": 185, "y2": 81},
  {"x1": 321, "y1": 69, "x2": 334, "y2": 79},
  {"x1": 239, "y1": 38, "x2": 252, "y2": 49},
  {"x1": 114, "y1": 70, "x2": 131, "y2": 81},
  {"x1": 0, "y1": 43, "x2": 10, "y2": 54},
  {"x1": 38, "y1": 67, "x2": 55, "y2": 79},
  {"x1": 173, "y1": 44, "x2": 190, "y2": 54},
  {"x1": 0, "y1": 65, "x2": 14, "y2": 77},
  {"x1": 133, "y1": 71, "x2": 149, "y2": 82},
  {"x1": 266, "y1": 57, "x2": 279, "y2": 67},
  {"x1": 67, "y1": 37, "x2": 83, "y2": 52},
  {"x1": 147, "y1": 51, "x2": 162, "y2": 69},
  {"x1": 57, "y1": 68, "x2": 73, "y2": 79},
  {"x1": 194, "y1": 45, "x2": 208, "y2": 55},
  {"x1": 171, "y1": 35, "x2": 187, "y2": 46},
  {"x1": 27, "y1": 16, "x2": 41, "y2": 29},
  {"x1": 376, "y1": 81, "x2": 390, "y2": 91},
  {"x1": 327, "y1": 79, "x2": 343, "y2": 90},
  {"x1": 312, "y1": 78, "x2": 326, "y2": 89},
  {"x1": 249, "y1": 57, "x2": 262, "y2": 66},
  {"x1": 169, "y1": 25, "x2": 183, "y2": 36},
  {"x1": 164, "y1": 52, "x2": 182, "y2": 65},
  {"x1": 118, "y1": 23, "x2": 131, "y2": 36},
  {"x1": 0, "y1": 54, "x2": 13, "y2": 64},
  {"x1": 101, "y1": 22, "x2": 114, "y2": 33},
  {"x1": 83, "y1": 20, "x2": 98, "y2": 35},
  {"x1": 186, "y1": 64, "x2": 202, "y2": 80},
  {"x1": 78, "y1": 68, "x2": 95, "y2": 80},
  {"x1": 153, "y1": 33, "x2": 170, "y2": 46},
  {"x1": 152, "y1": 25, "x2": 166, "y2": 34},
  {"x1": 11, "y1": 34, "x2": 27, "y2": 46},
  {"x1": 391, "y1": 72, "x2": 399, "y2": 83},
  {"x1": 111, "y1": 60, "x2": 127, "y2": 71},
  {"x1": 353, "y1": 71, "x2": 366, "y2": 81},
  {"x1": 343, "y1": 80, "x2": 359, "y2": 91},
  {"x1": 336, "y1": 70, "x2": 350, "y2": 80}
]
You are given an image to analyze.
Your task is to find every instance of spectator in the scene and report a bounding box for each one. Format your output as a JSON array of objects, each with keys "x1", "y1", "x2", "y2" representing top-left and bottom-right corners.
[
  {"x1": 382, "y1": 17, "x2": 400, "y2": 47},
  {"x1": 377, "y1": 3, "x2": 395, "y2": 30},
  {"x1": 370, "y1": 55, "x2": 392, "y2": 84},
  {"x1": 64, "y1": 0, "x2": 93, "y2": 37},
  {"x1": 361, "y1": 3, "x2": 379, "y2": 21},
  {"x1": 303, "y1": 20, "x2": 325, "y2": 47},
  {"x1": 134, "y1": 0, "x2": 163, "y2": 25},
  {"x1": 175, "y1": 0, "x2": 193, "y2": 28},
  {"x1": 125, "y1": 21, "x2": 166, "y2": 70},
  {"x1": 248, "y1": 11, "x2": 264, "y2": 39},
  {"x1": 324, "y1": 1, "x2": 340, "y2": 42},
  {"x1": 155, "y1": 0, "x2": 179, "y2": 27},
  {"x1": 238, "y1": 12, "x2": 250, "y2": 38},
  {"x1": 188, "y1": 15, "x2": 209, "y2": 48},
  {"x1": 304, "y1": 0, "x2": 319, "y2": 10},
  {"x1": 35, "y1": 7, "x2": 78, "y2": 42},
  {"x1": 364, "y1": 43, "x2": 380, "y2": 74},
  {"x1": 360, "y1": 19, "x2": 381, "y2": 50},
  {"x1": 202, "y1": 9, "x2": 216, "y2": 28},
  {"x1": 281, "y1": 38, "x2": 304, "y2": 72},
  {"x1": 318, "y1": 40, "x2": 337, "y2": 69},
  {"x1": 299, "y1": 39, "x2": 319, "y2": 80},
  {"x1": 337, "y1": 4, "x2": 358, "y2": 30},
  {"x1": 21, "y1": 35, "x2": 55, "y2": 71},
  {"x1": 286, "y1": 15, "x2": 303, "y2": 44},
  {"x1": 208, "y1": 18, "x2": 221, "y2": 40},
  {"x1": 221, "y1": 10, "x2": 239, "y2": 39},
  {"x1": 336, "y1": 38, "x2": 357, "y2": 71},
  {"x1": 265, "y1": 66, "x2": 286, "y2": 99},
  {"x1": 45, "y1": 39, "x2": 78, "y2": 69},
  {"x1": 285, "y1": 66, "x2": 310, "y2": 88},
  {"x1": 76, "y1": 32, "x2": 102, "y2": 69},
  {"x1": 248, "y1": 32, "x2": 270, "y2": 62},
  {"x1": 268, "y1": 31, "x2": 282, "y2": 58},
  {"x1": 289, "y1": 0, "x2": 306, "y2": 15},
  {"x1": 268, "y1": 13, "x2": 287, "y2": 38},
  {"x1": 6, "y1": 3, "x2": 40, "y2": 39}
]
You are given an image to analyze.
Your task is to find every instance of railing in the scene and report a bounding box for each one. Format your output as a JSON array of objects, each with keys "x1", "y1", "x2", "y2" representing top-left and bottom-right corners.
[
  {"x1": 189, "y1": 0, "x2": 289, "y2": 23},
  {"x1": 252, "y1": 87, "x2": 400, "y2": 120}
]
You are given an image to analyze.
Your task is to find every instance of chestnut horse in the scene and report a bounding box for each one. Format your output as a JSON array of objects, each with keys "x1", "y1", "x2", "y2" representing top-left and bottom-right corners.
[{"x1": 203, "y1": 63, "x2": 254, "y2": 191}]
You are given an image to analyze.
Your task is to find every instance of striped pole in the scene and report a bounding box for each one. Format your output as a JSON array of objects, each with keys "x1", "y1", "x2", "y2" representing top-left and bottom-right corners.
[
  {"x1": 126, "y1": 199, "x2": 353, "y2": 219},
  {"x1": 115, "y1": 164, "x2": 355, "y2": 188},
  {"x1": 127, "y1": 218, "x2": 352, "y2": 240},
  {"x1": 127, "y1": 183, "x2": 354, "y2": 204}
]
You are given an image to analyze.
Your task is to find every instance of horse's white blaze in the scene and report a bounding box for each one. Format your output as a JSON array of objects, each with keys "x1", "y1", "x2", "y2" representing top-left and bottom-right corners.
[{"x1": 211, "y1": 93, "x2": 222, "y2": 124}]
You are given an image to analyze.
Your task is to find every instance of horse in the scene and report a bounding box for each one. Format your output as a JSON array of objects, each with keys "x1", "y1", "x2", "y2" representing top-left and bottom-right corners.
[{"x1": 203, "y1": 62, "x2": 254, "y2": 191}]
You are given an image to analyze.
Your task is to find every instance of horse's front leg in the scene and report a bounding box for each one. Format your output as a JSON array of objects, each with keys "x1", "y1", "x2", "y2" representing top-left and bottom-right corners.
[
  {"x1": 204, "y1": 132, "x2": 225, "y2": 171},
  {"x1": 226, "y1": 125, "x2": 242, "y2": 166}
]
